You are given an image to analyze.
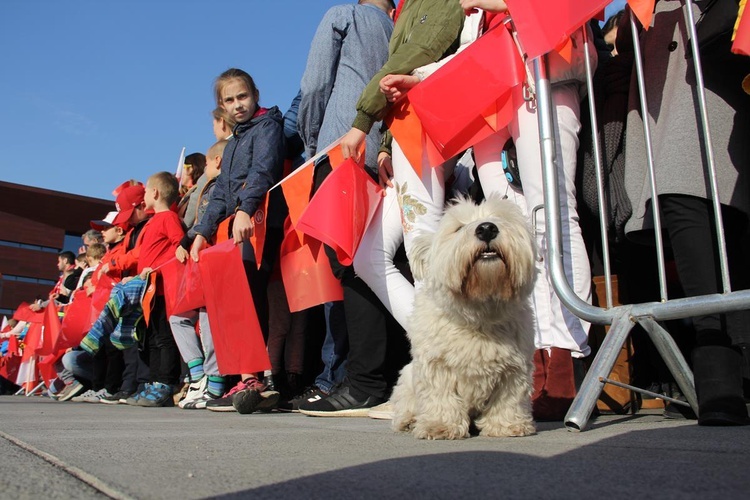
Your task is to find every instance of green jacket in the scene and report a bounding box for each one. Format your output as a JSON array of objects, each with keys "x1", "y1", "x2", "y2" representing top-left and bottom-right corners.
[{"x1": 352, "y1": 0, "x2": 464, "y2": 137}]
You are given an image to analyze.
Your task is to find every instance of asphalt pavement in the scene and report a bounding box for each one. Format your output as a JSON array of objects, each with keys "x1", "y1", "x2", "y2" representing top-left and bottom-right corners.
[{"x1": 0, "y1": 396, "x2": 749, "y2": 499}]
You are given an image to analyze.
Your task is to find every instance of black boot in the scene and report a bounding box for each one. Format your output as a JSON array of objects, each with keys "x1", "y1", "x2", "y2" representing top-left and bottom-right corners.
[{"x1": 692, "y1": 346, "x2": 749, "y2": 426}]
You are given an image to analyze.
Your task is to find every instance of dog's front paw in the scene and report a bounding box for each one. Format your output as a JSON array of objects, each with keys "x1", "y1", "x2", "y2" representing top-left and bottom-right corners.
[
  {"x1": 392, "y1": 414, "x2": 415, "y2": 433},
  {"x1": 412, "y1": 421, "x2": 469, "y2": 440},
  {"x1": 480, "y1": 420, "x2": 536, "y2": 438}
]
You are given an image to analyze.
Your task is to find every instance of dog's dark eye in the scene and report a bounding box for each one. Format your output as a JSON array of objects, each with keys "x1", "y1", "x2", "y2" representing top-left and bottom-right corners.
[{"x1": 453, "y1": 225, "x2": 464, "y2": 234}]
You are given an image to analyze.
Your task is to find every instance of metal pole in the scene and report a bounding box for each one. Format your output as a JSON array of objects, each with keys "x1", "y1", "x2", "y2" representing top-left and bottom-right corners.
[
  {"x1": 682, "y1": 0, "x2": 731, "y2": 293},
  {"x1": 565, "y1": 307, "x2": 636, "y2": 431},
  {"x1": 532, "y1": 56, "x2": 612, "y2": 325},
  {"x1": 582, "y1": 26, "x2": 614, "y2": 309},
  {"x1": 629, "y1": 10, "x2": 669, "y2": 302}
]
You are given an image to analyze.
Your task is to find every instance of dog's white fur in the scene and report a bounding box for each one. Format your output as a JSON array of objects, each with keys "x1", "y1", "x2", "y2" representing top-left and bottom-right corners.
[{"x1": 391, "y1": 196, "x2": 538, "y2": 439}]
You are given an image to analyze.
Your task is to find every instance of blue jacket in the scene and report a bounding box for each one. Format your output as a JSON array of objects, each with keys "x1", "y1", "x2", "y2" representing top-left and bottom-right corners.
[{"x1": 194, "y1": 106, "x2": 287, "y2": 237}]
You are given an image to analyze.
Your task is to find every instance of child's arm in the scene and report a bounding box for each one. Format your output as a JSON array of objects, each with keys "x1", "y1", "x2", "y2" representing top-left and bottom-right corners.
[{"x1": 352, "y1": 0, "x2": 465, "y2": 133}]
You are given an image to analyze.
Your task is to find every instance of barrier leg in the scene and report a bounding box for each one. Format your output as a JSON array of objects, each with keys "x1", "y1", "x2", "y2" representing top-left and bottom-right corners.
[
  {"x1": 565, "y1": 307, "x2": 635, "y2": 431},
  {"x1": 637, "y1": 317, "x2": 698, "y2": 413},
  {"x1": 26, "y1": 381, "x2": 46, "y2": 397}
]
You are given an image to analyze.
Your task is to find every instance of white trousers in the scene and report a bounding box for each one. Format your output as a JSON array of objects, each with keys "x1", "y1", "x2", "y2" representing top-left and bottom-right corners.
[
  {"x1": 473, "y1": 84, "x2": 591, "y2": 356},
  {"x1": 354, "y1": 84, "x2": 591, "y2": 356}
]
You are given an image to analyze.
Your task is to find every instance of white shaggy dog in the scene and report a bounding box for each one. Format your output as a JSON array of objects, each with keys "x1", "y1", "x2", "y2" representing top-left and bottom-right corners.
[{"x1": 391, "y1": 196, "x2": 538, "y2": 440}]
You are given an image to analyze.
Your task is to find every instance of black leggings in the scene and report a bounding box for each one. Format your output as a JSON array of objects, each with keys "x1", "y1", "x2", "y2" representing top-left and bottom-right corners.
[{"x1": 660, "y1": 194, "x2": 750, "y2": 347}]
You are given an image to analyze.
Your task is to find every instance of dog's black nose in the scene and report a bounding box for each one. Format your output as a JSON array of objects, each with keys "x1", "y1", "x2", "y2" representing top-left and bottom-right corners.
[{"x1": 475, "y1": 222, "x2": 499, "y2": 243}]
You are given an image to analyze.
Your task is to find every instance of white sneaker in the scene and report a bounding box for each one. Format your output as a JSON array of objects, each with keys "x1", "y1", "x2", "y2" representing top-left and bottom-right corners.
[
  {"x1": 367, "y1": 401, "x2": 393, "y2": 420},
  {"x1": 178, "y1": 376, "x2": 208, "y2": 409},
  {"x1": 72, "y1": 389, "x2": 98, "y2": 403},
  {"x1": 91, "y1": 389, "x2": 113, "y2": 403}
]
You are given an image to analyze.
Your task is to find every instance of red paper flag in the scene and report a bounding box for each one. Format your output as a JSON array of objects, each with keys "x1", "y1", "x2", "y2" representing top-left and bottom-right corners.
[
  {"x1": 198, "y1": 240, "x2": 271, "y2": 375},
  {"x1": 57, "y1": 289, "x2": 93, "y2": 350},
  {"x1": 281, "y1": 160, "x2": 316, "y2": 228},
  {"x1": 505, "y1": 0, "x2": 610, "y2": 59},
  {"x1": 732, "y1": 4, "x2": 750, "y2": 56},
  {"x1": 90, "y1": 276, "x2": 116, "y2": 326},
  {"x1": 8, "y1": 335, "x2": 20, "y2": 356},
  {"x1": 386, "y1": 97, "x2": 428, "y2": 174},
  {"x1": 22, "y1": 322, "x2": 43, "y2": 359},
  {"x1": 408, "y1": 23, "x2": 524, "y2": 157},
  {"x1": 38, "y1": 353, "x2": 61, "y2": 388},
  {"x1": 0, "y1": 352, "x2": 21, "y2": 383},
  {"x1": 36, "y1": 303, "x2": 61, "y2": 356},
  {"x1": 296, "y1": 158, "x2": 383, "y2": 266},
  {"x1": 163, "y1": 258, "x2": 206, "y2": 317},
  {"x1": 627, "y1": 0, "x2": 655, "y2": 31},
  {"x1": 249, "y1": 194, "x2": 268, "y2": 270},
  {"x1": 141, "y1": 272, "x2": 158, "y2": 327},
  {"x1": 12, "y1": 302, "x2": 44, "y2": 324},
  {"x1": 280, "y1": 220, "x2": 343, "y2": 312}
]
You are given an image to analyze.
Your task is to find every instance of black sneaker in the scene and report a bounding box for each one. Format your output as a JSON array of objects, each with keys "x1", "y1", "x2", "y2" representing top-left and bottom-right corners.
[
  {"x1": 299, "y1": 385, "x2": 384, "y2": 417},
  {"x1": 279, "y1": 386, "x2": 328, "y2": 412},
  {"x1": 100, "y1": 390, "x2": 134, "y2": 405},
  {"x1": 232, "y1": 378, "x2": 280, "y2": 414}
]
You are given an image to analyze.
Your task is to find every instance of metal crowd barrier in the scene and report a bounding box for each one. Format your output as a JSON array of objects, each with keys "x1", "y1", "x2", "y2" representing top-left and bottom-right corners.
[{"x1": 532, "y1": 1, "x2": 750, "y2": 431}]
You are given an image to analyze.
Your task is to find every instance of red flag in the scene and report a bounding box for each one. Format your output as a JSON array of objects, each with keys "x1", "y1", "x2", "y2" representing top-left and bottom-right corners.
[
  {"x1": 163, "y1": 258, "x2": 206, "y2": 317},
  {"x1": 141, "y1": 272, "x2": 158, "y2": 327},
  {"x1": 0, "y1": 352, "x2": 21, "y2": 383},
  {"x1": 90, "y1": 276, "x2": 116, "y2": 326},
  {"x1": 281, "y1": 160, "x2": 316, "y2": 228},
  {"x1": 22, "y1": 323, "x2": 43, "y2": 359},
  {"x1": 8, "y1": 335, "x2": 20, "y2": 356},
  {"x1": 296, "y1": 158, "x2": 383, "y2": 266},
  {"x1": 408, "y1": 23, "x2": 524, "y2": 158},
  {"x1": 627, "y1": 0, "x2": 655, "y2": 31},
  {"x1": 198, "y1": 240, "x2": 271, "y2": 375},
  {"x1": 277, "y1": 141, "x2": 366, "y2": 229},
  {"x1": 38, "y1": 354, "x2": 61, "y2": 388},
  {"x1": 57, "y1": 290, "x2": 93, "y2": 350},
  {"x1": 732, "y1": 4, "x2": 750, "y2": 56},
  {"x1": 216, "y1": 215, "x2": 234, "y2": 244},
  {"x1": 13, "y1": 302, "x2": 44, "y2": 324},
  {"x1": 505, "y1": 0, "x2": 610, "y2": 59},
  {"x1": 36, "y1": 303, "x2": 61, "y2": 356},
  {"x1": 280, "y1": 220, "x2": 343, "y2": 312},
  {"x1": 249, "y1": 194, "x2": 268, "y2": 270}
]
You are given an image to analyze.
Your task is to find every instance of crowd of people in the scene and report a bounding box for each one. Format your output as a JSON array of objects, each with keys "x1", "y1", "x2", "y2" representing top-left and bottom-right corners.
[{"x1": 1, "y1": 0, "x2": 748, "y2": 428}]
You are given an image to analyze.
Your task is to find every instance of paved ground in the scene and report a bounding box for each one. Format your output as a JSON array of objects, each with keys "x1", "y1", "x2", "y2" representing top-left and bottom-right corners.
[{"x1": 0, "y1": 396, "x2": 749, "y2": 499}]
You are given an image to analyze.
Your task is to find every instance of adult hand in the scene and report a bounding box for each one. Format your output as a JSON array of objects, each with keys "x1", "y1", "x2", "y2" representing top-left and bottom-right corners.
[
  {"x1": 29, "y1": 303, "x2": 41, "y2": 312},
  {"x1": 340, "y1": 128, "x2": 367, "y2": 162},
  {"x1": 190, "y1": 235, "x2": 208, "y2": 262},
  {"x1": 377, "y1": 152, "x2": 394, "y2": 191},
  {"x1": 232, "y1": 210, "x2": 254, "y2": 245},
  {"x1": 175, "y1": 246, "x2": 189, "y2": 263},
  {"x1": 379, "y1": 74, "x2": 420, "y2": 102},
  {"x1": 459, "y1": 0, "x2": 508, "y2": 15}
]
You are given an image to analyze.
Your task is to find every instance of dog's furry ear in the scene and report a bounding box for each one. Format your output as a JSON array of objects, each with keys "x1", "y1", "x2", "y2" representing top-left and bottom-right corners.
[{"x1": 408, "y1": 231, "x2": 433, "y2": 282}]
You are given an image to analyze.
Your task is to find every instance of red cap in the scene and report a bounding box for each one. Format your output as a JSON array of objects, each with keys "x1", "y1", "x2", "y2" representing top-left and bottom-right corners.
[
  {"x1": 91, "y1": 210, "x2": 130, "y2": 230},
  {"x1": 112, "y1": 184, "x2": 145, "y2": 227}
]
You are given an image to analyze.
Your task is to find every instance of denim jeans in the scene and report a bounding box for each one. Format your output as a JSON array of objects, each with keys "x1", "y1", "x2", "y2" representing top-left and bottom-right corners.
[
  {"x1": 314, "y1": 301, "x2": 348, "y2": 393},
  {"x1": 61, "y1": 349, "x2": 94, "y2": 384}
]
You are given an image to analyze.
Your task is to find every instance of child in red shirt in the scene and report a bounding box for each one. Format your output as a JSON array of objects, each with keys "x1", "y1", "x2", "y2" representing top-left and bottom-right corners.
[{"x1": 80, "y1": 172, "x2": 185, "y2": 407}]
